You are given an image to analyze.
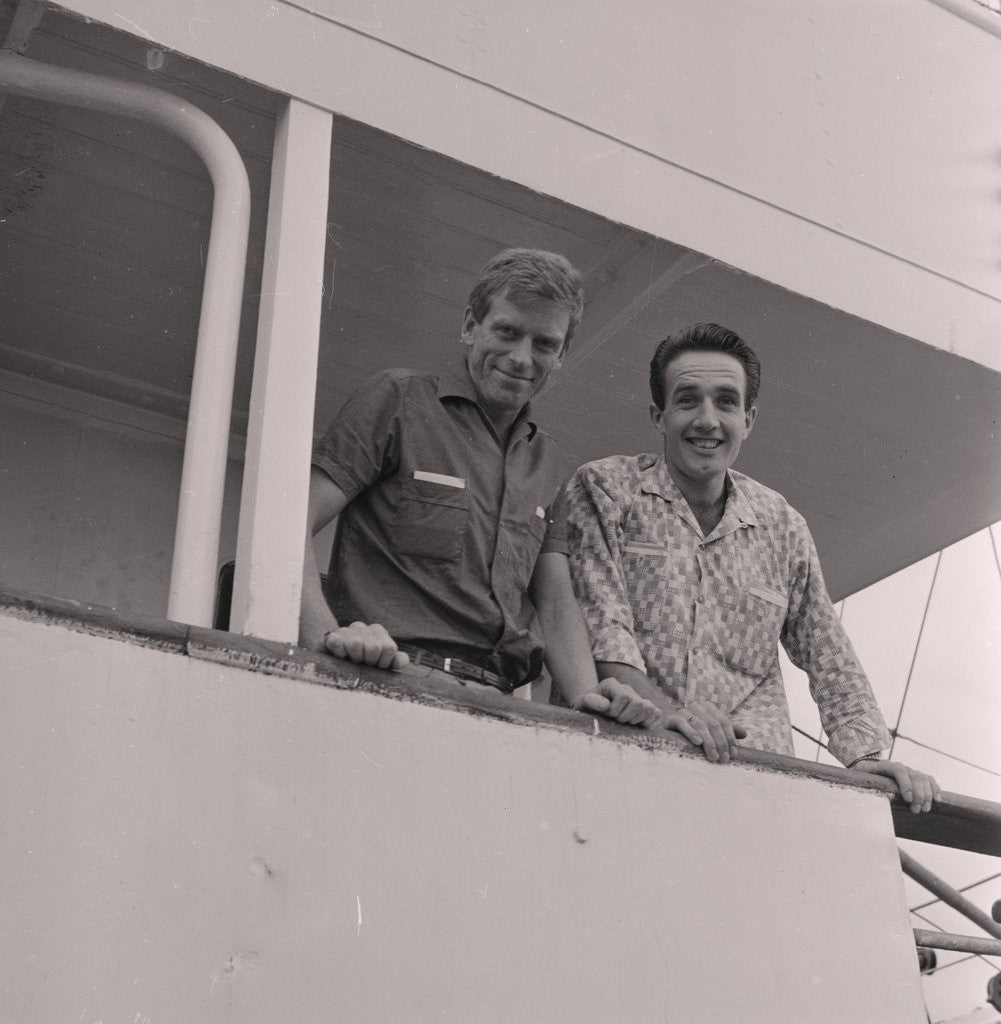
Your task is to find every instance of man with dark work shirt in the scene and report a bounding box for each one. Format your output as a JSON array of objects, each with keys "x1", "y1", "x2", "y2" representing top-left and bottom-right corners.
[{"x1": 299, "y1": 247, "x2": 661, "y2": 728}]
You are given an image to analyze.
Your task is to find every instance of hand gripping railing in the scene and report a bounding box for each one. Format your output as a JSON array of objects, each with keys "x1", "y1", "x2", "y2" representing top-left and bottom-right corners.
[{"x1": 0, "y1": 50, "x2": 251, "y2": 627}]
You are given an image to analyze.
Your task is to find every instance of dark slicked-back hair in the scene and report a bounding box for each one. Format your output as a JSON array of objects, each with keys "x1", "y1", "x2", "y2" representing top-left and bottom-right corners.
[
  {"x1": 466, "y1": 248, "x2": 584, "y2": 349},
  {"x1": 649, "y1": 323, "x2": 761, "y2": 410}
]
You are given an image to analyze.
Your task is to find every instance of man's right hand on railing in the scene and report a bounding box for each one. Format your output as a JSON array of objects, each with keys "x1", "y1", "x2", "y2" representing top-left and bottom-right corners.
[
  {"x1": 320, "y1": 621, "x2": 410, "y2": 672},
  {"x1": 851, "y1": 757, "x2": 941, "y2": 814}
]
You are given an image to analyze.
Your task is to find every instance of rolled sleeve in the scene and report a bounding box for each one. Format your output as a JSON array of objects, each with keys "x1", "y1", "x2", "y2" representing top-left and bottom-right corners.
[
  {"x1": 312, "y1": 373, "x2": 400, "y2": 499},
  {"x1": 540, "y1": 485, "x2": 569, "y2": 556},
  {"x1": 826, "y1": 708, "x2": 892, "y2": 767}
]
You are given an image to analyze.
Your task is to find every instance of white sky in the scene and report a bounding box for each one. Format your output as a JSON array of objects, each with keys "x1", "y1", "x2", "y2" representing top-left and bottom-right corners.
[{"x1": 784, "y1": 523, "x2": 1001, "y2": 1023}]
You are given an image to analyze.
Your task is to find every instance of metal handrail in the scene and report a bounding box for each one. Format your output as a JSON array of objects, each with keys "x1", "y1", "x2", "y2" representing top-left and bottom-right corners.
[
  {"x1": 901, "y1": 848, "x2": 1001, "y2": 958},
  {"x1": 913, "y1": 928, "x2": 1001, "y2": 957},
  {"x1": 0, "y1": 50, "x2": 250, "y2": 627},
  {"x1": 900, "y1": 849, "x2": 1001, "y2": 940}
]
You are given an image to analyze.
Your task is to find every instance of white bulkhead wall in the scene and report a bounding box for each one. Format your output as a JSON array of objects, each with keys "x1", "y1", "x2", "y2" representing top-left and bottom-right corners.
[{"x1": 1, "y1": 609, "x2": 927, "y2": 1024}]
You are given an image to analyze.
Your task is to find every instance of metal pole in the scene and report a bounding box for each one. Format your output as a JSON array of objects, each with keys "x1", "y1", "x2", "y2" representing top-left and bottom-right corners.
[
  {"x1": 912, "y1": 929, "x2": 1001, "y2": 957},
  {"x1": 0, "y1": 51, "x2": 251, "y2": 627},
  {"x1": 925, "y1": 0, "x2": 1001, "y2": 42},
  {"x1": 900, "y1": 848, "x2": 1001, "y2": 940}
]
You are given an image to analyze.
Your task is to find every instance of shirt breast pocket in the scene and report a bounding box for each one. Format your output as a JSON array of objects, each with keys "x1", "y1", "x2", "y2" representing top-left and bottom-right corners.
[
  {"x1": 715, "y1": 581, "x2": 787, "y2": 678},
  {"x1": 392, "y1": 477, "x2": 469, "y2": 562}
]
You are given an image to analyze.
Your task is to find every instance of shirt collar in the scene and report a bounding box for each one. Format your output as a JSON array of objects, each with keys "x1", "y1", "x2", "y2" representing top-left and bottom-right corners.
[
  {"x1": 639, "y1": 455, "x2": 758, "y2": 529},
  {"x1": 725, "y1": 473, "x2": 758, "y2": 528},
  {"x1": 437, "y1": 363, "x2": 538, "y2": 440}
]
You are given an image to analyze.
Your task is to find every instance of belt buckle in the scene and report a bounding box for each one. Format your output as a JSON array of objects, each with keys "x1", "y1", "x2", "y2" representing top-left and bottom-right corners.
[
  {"x1": 443, "y1": 657, "x2": 482, "y2": 686},
  {"x1": 401, "y1": 645, "x2": 506, "y2": 690}
]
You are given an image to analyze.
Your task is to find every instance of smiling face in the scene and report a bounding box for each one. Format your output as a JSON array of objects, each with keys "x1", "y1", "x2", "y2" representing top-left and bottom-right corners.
[
  {"x1": 650, "y1": 350, "x2": 757, "y2": 502},
  {"x1": 461, "y1": 291, "x2": 569, "y2": 432}
]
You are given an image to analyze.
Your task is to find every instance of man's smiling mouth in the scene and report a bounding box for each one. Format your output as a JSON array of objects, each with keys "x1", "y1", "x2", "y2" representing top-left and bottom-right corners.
[{"x1": 688, "y1": 438, "x2": 722, "y2": 450}]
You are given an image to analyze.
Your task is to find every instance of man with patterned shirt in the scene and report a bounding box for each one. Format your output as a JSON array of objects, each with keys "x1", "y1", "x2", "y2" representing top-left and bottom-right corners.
[
  {"x1": 565, "y1": 322, "x2": 939, "y2": 812},
  {"x1": 299, "y1": 247, "x2": 660, "y2": 728}
]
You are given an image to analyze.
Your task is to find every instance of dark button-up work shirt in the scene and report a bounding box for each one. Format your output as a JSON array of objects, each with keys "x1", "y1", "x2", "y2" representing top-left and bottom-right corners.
[{"x1": 312, "y1": 366, "x2": 570, "y2": 685}]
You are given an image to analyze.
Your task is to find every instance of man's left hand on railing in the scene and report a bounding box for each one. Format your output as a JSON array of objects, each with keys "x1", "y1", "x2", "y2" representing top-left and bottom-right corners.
[
  {"x1": 851, "y1": 758, "x2": 941, "y2": 814},
  {"x1": 571, "y1": 678, "x2": 663, "y2": 728}
]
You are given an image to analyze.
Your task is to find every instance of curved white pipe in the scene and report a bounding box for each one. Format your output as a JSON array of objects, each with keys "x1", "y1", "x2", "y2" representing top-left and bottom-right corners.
[
  {"x1": 924, "y1": 0, "x2": 1001, "y2": 40},
  {"x1": 0, "y1": 51, "x2": 251, "y2": 626}
]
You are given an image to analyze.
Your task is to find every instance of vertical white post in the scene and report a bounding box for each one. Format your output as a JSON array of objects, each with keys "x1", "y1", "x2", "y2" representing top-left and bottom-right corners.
[{"x1": 230, "y1": 99, "x2": 333, "y2": 641}]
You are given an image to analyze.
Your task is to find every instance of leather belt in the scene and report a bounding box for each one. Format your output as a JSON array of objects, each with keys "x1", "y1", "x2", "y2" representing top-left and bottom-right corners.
[{"x1": 396, "y1": 644, "x2": 512, "y2": 693}]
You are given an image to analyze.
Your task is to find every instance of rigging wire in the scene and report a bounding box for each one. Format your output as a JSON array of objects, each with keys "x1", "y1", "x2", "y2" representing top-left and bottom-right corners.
[
  {"x1": 894, "y1": 732, "x2": 1001, "y2": 779},
  {"x1": 790, "y1": 720, "x2": 822, "y2": 753},
  {"x1": 918, "y1": 949, "x2": 986, "y2": 974},
  {"x1": 990, "y1": 524, "x2": 1001, "y2": 585},
  {"x1": 923, "y1": 952, "x2": 975, "y2": 972},
  {"x1": 910, "y1": 871, "x2": 1001, "y2": 913},
  {"x1": 890, "y1": 550, "x2": 943, "y2": 762},
  {"x1": 791, "y1": 722, "x2": 1000, "y2": 780},
  {"x1": 793, "y1": 527, "x2": 1001, "y2": 774}
]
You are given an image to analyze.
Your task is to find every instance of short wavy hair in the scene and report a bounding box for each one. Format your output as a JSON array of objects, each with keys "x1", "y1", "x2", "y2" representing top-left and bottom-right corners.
[
  {"x1": 649, "y1": 323, "x2": 761, "y2": 411},
  {"x1": 466, "y1": 248, "x2": 584, "y2": 349}
]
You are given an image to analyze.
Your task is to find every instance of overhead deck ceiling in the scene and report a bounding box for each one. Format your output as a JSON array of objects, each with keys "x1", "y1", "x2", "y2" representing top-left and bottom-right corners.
[{"x1": 1, "y1": 4, "x2": 999, "y2": 601}]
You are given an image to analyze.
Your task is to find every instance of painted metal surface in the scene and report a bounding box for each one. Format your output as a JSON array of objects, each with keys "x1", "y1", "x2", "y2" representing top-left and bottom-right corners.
[
  {"x1": 230, "y1": 98, "x2": 333, "y2": 642},
  {"x1": 0, "y1": 600, "x2": 935, "y2": 1024}
]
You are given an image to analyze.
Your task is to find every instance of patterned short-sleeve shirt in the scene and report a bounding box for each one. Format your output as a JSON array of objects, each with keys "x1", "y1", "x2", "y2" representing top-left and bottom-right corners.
[{"x1": 565, "y1": 453, "x2": 891, "y2": 765}]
